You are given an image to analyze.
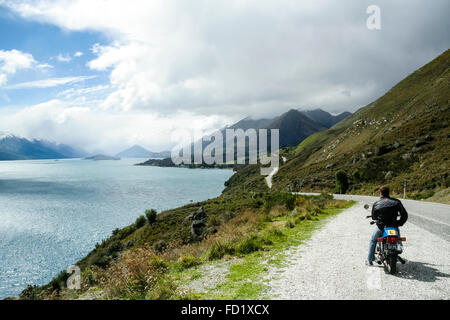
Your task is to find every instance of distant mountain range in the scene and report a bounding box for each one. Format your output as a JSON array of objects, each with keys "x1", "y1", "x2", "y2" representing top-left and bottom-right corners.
[
  {"x1": 226, "y1": 108, "x2": 351, "y2": 148},
  {"x1": 0, "y1": 132, "x2": 87, "y2": 161},
  {"x1": 115, "y1": 145, "x2": 171, "y2": 158},
  {"x1": 0, "y1": 108, "x2": 351, "y2": 162},
  {"x1": 84, "y1": 154, "x2": 121, "y2": 161},
  {"x1": 139, "y1": 108, "x2": 352, "y2": 167}
]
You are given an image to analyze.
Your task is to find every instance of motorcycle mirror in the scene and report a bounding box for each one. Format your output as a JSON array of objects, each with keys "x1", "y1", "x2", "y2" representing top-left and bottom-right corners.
[{"x1": 364, "y1": 204, "x2": 370, "y2": 210}]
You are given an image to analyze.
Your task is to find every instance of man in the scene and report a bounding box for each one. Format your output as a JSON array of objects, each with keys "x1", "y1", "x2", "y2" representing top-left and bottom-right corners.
[{"x1": 366, "y1": 185, "x2": 408, "y2": 266}]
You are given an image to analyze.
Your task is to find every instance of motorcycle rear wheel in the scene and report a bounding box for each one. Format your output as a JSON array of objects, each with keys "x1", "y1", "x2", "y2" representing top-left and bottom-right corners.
[{"x1": 387, "y1": 254, "x2": 397, "y2": 274}]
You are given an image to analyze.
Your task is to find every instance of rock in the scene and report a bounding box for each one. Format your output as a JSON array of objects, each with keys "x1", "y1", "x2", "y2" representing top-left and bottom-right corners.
[
  {"x1": 384, "y1": 171, "x2": 394, "y2": 180},
  {"x1": 401, "y1": 153, "x2": 412, "y2": 160},
  {"x1": 184, "y1": 206, "x2": 206, "y2": 222},
  {"x1": 415, "y1": 139, "x2": 428, "y2": 147},
  {"x1": 392, "y1": 141, "x2": 402, "y2": 149},
  {"x1": 374, "y1": 145, "x2": 391, "y2": 156},
  {"x1": 191, "y1": 219, "x2": 207, "y2": 237}
]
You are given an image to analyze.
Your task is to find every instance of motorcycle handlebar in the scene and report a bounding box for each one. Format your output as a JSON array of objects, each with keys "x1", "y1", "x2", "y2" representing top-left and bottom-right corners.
[{"x1": 370, "y1": 221, "x2": 376, "y2": 225}]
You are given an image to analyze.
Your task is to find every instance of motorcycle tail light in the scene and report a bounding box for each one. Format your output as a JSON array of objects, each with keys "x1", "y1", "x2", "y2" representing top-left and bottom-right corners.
[
  {"x1": 388, "y1": 237, "x2": 398, "y2": 243},
  {"x1": 400, "y1": 237, "x2": 406, "y2": 241}
]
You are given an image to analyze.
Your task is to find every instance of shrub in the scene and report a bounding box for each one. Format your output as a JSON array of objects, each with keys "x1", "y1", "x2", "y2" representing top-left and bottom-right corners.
[
  {"x1": 135, "y1": 215, "x2": 147, "y2": 229},
  {"x1": 145, "y1": 209, "x2": 157, "y2": 224},
  {"x1": 153, "y1": 240, "x2": 167, "y2": 253},
  {"x1": 234, "y1": 236, "x2": 264, "y2": 255},
  {"x1": 285, "y1": 220, "x2": 295, "y2": 228},
  {"x1": 264, "y1": 192, "x2": 297, "y2": 211},
  {"x1": 335, "y1": 170, "x2": 349, "y2": 194},
  {"x1": 148, "y1": 255, "x2": 169, "y2": 270},
  {"x1": 106, "y1": 240, "x2": 123, "y2": 257},
  {"x1": 175, "y1": 254, "x2": 200, "y2": 270},
  {"x1": 207, "y1": 241, "x2": 234, "y2": 260}
]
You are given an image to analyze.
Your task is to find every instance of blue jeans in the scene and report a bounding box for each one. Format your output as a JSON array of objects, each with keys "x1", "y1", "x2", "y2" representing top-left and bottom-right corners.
[{"x1": 368, "y1": 226, "x2": 382, "y2": 262}]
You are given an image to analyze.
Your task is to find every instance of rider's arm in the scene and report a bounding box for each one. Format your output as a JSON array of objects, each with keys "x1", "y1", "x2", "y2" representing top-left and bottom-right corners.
[
  {"x1": 397, "y1": 201, "x2": 408, "y2": 226},
  {"x1": 371, "y1": 203, "x2": 377, "y2": 220}
]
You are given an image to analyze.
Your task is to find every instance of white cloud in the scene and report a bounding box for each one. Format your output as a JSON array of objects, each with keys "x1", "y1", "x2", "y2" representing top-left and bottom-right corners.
[
  {"x1": 2, "y1": 0, "x2": 448, "y2": 117},
  {"x1": 37, "y1": 63, "x2": 54, "y2": 69},
  {"x1": 74, "y1": 51, "x2": 83, "y2": 57},
  {"x1": 0, "y1": 99, "x2": 233, "y2": 153},
  {"x1": 56, "y1": 53, "x2": 71, "y2": 62},
  {"x1": 0, "y1": 49, "x2": 36, "y2": 85},
  {"x1": 4, "y1": 75, "x2": 96, "y2": 89},
  {"x1": 0, "y1": 0, "x2": 449, "y2": 152},
  {"x1": 57, "y1": 84, "x2": 109, "y2": 99}
]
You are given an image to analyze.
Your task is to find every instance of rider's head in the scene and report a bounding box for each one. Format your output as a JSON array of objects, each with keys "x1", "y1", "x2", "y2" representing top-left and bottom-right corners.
[{"x1": 379, "y1": 185, "x2": 390, "y2": 197}]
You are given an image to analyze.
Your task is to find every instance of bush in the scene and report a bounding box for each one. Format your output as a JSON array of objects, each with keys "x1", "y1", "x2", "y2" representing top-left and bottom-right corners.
[
  {"x1": 234, "y1": 236, "x2": 264, "y2": 255},
  {"x1": 148, "y1": 255, "x2": 169, "y2": 270},
  {"x1": 175, "y1": 254, "x2": 200, "y2": 270},
  {"x1": 145, "y1": 209, "x2": 157, "y2": 224},
  {"x1": 135, "y1": 215, "x2": 147, "y2": 229},
  {"x1": 153, "y1": 240, "x2": 167, "y2": 253},
  {"x1": 264, "y1": 192, "x2": 297, "y2": 211},
  {"x1": 335, "y1": 170, "x2": 349, "y2": 194},
  {"x1": 207, "y1": 241, "x2": 234, "y2": 260}
]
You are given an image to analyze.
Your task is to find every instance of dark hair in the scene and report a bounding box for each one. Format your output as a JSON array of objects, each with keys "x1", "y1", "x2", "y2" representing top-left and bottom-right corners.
[{"x1": 379, "y1": 185, "x2": 390, "y2": 197}]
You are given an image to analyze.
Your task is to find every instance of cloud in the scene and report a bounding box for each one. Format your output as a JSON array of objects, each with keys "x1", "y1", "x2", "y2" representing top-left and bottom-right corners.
[
  {"x1": 2, "y1": 0, "x2": 449, "y2": 117},
  {"x1": 56, "y1": 53, "x2": 71, "y2": 62},
  {"x1": 37, "y1": 63, "x2": 54, "y2": 69},
  {"x1": 57, "y1": 84, "x2": 109, "y2": 99},
  {"x1": 0, "y1": 99, "x2": 232, "y2": 153},
  {"x1": 0, "y1": 49, "x2": 36, "y2": 85},
  {"x1": 4, "y1": 76, "x2": 96, "y2": 89},
  {"x1": 74, "y1": 51, "x2": 83, "y2": 57}
]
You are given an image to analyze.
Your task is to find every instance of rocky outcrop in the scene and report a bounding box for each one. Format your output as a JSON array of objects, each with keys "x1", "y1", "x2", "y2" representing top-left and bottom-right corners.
[{"x1": 185, "y1": 207, "x2": 208, "y2": 238}]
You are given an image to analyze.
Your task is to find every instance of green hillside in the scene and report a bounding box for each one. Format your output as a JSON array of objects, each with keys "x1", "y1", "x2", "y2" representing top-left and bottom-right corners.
[{"x1": 270, "y1": 49, "x2": 450, "y2": 198}]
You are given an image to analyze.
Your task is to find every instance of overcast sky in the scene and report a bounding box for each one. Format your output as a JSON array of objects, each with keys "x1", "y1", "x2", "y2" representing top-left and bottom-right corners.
[{"x1": 0, "y1": 0, "x2": 448, "y2": 153}]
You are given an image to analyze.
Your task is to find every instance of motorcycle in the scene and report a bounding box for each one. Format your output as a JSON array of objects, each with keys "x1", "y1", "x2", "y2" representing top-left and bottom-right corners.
[{"x1": 364, "y1": 204, "x2": 406, "y2": 274}]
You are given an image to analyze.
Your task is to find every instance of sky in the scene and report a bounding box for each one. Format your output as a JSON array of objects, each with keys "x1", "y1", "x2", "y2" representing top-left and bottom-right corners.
[{"x1": 0, "y1": 0, "x2": 448, "y2": 154}]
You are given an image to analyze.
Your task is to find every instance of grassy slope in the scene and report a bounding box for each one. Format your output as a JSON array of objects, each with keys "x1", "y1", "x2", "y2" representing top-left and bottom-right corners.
[
  {"x1": 272, "y1": 49, "x2": 450, "y2": 197},
  {"x1": 17, "y1": 190, "x2": 351, "y2": 300}
]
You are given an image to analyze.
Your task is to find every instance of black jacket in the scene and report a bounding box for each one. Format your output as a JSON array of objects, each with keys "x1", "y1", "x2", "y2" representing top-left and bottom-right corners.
[{"x1": 371, "y1": 197, "x2": 408, "y2": 230}]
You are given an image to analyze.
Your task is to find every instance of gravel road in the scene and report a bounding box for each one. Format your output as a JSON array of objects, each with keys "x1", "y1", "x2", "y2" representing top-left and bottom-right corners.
[{"x1": 268, "y1": 197, "x2": 450, "y2": 299}]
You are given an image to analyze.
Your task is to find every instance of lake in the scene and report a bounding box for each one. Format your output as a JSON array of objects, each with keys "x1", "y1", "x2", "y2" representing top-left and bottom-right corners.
[{"x1": 0, "y1": 158, "x2": 233, "y2": 299}]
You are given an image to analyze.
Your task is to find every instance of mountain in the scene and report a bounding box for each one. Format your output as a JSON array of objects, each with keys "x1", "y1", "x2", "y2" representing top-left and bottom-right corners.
[
  {"x1": 116, "y1": 145, "x2": 171, "y2": 158},
  {"x1": 149, "y1": 108, "x2": 350, "y2": 167},
  {"x1": 0, "y1": 133, "x2": 87, "y2": 160},
  {"x1": 224, "y1": 108, "x2": 351, "y2": 148},
  {"x1": 265, "y1": 109, "x2": 328, "y2": 147},
  {"x1": 265, "y1": 49, "x2": 450, "y2": 196},
  {"x1": 116, "y1": 145, "x2": 151, "y2": 158},
  {"x1": 84, "y1": 154, "x2": 120, "y2": 161},
  {"x1": 300, "y1": 109, "x2": 352, "y2": 128}
]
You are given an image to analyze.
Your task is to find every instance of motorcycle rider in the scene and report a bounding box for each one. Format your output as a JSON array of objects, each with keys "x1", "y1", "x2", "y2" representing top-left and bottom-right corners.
[{"x1": 366, "y1": 185, "x2": 408, "y2": 266}]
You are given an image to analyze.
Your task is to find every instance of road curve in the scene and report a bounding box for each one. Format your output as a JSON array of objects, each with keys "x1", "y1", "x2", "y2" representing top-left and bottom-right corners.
[{"x1": 268, "y1": 197, "x2": 450, "y2": 299}]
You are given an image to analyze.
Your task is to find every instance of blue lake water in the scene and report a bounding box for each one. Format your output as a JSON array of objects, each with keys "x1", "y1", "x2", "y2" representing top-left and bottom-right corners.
[{"x1": 0, "y1": 158, "x2": 233, "y2": 299}]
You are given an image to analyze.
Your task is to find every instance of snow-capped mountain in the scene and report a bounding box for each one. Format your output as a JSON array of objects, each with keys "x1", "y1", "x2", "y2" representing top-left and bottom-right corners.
[{"x1": 0, "y1": 132, "x2": 87, "y2": 160}]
